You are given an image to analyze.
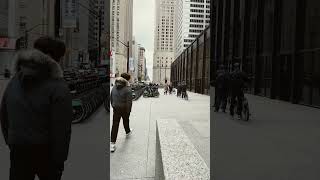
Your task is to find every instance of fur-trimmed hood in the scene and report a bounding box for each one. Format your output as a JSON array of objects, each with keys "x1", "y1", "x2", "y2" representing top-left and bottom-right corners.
[
  {"x1": 114, "y1": 77, "x2": 130, "y2": 89},
  {"x1": 14, "y1": 49, "x2": 63, "y2": 79}
]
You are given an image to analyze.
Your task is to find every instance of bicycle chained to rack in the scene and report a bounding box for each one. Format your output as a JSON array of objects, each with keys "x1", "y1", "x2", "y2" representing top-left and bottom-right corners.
[{"x1": 64, "y1": 68, "x2": 109, "y2": 123}]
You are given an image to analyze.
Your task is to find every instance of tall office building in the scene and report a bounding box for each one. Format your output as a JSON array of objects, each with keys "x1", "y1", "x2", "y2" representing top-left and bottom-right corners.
[
  {"x1": 91, "y1": 0, "x2": 109, "y2": 65},
  {"x1": 110, "y1": 0, "x2": 133, "y2": 78},
  {"x1": 174, "y1": 0, "x2": 211, "y2": 58},
  {"x1": 153, "y1": 0, "x2": 176, "y2": 85},
  {"x1": 1, "y1": 0, "x2": 56, "y2": 70},
  {"x1": 132, "y1": 36, "x2": 140, "y2": 81}
]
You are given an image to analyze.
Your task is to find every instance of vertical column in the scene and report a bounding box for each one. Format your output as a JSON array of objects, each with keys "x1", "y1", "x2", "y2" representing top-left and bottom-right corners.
[
  {"x1": 190, "y1": 47, "x2": 193, "y2": 91},
  {"x1": 215, "y1": 0, "x2": 223, "y2": 69},
  {"x1": 202, "y1": 30, "x2": 207, "y2": 94},
  {"x1": 195, "y1": 39, "x2": 199, "y2": 93},
  {"x1": 240, "y1": 0, "x2": 251, "y2": 70},
  {"x1": 271, "y1": 0, "x2": 282, "y2": 99},
  {"x1": 253, "y1": 0, "x2": 264, "y2": 95},
  {"x1": 291, "y1": 0, "x2": 306, "y2": 103},
  {"x1": 221, "y1": 0, "x2": 231, "y2": 65}
]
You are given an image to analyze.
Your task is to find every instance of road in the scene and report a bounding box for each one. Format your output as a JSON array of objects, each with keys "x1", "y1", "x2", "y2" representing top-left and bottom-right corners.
[{"x1": 211, "y1": 88, "x2": 320, "y2": 180}]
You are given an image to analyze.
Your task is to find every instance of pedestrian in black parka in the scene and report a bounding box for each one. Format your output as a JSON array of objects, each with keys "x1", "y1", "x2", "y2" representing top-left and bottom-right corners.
[
  {"x1": 214, "y1": 65, "x2": 229, "y2": 112},
  {"x1": 0, "y1": 37, "x2": 72, "y2": 180},
  {"x1": 110, "y1": 73, "x2": 133, "y2": 152}
]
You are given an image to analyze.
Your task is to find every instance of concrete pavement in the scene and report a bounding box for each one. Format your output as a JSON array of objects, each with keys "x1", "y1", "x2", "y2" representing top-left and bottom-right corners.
[
  {"x1": 62, "y1": 107, "x2": 109, "y2": 180},
  {"x1": 211, "y1": 88, "x2": 320, "y2": 180},
  {"x1": 110, "y1": 88, "x2": 210, "y2": 180}
]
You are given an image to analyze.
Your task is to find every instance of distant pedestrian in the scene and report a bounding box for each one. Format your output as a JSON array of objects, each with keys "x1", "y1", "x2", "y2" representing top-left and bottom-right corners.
[
  {"x1": 181, "y1": 81, "x2": 187, "y2": 99},
  {"x1": 177, "y1": 82, "x2": 181, "y2": 97},
  {"x1": 169, "y1": 83, "x2": 173, "y2": 94},
  {"x1": 214, "y1": 65, "x2": 229, "y2": 113},
  {"x1": 229, "y1": 63, "x2": 249, "y2": 119},
  {"x1": 110, "y1": 73, "x2": 133, "y2": 152},
  {"x1": 0, "y1": 36, "x2": 72, "y2": 180},
  {"x1": 164, "y1": 83, "x2": 168, "y2": 95}
]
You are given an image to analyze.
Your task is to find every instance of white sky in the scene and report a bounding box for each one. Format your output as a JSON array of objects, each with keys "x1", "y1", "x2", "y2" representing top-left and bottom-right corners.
[{"x1": 133, "y1": 0, "x2": 155, "y2": 81}]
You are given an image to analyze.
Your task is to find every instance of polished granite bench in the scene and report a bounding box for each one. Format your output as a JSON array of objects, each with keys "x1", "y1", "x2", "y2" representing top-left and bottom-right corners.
[{"x1": 155, "y1": 118, "x2": 210, "y2": 180}]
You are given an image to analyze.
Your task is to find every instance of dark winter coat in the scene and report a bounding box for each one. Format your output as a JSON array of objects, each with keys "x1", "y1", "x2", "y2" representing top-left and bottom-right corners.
[
  {"x1": 0, "y1": 49, "x2": 72, "y2": 163},
  {"x1": 215, "y1": 70, "x2": 229, "y2": 91},
  {"x1": 110, "y1": 77, "x2": 132, "y2": 112},
  {"x1": 230, "y1": 69, "x2": 249, "y2": 94}
]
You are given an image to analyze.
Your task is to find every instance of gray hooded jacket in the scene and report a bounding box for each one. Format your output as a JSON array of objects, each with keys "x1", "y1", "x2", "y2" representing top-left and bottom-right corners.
[
  {"x1": 110, "y1": 77, "x2": 132, "y2": 112},
  {"x1": 0, "y1": 49, "x2": 72, "y2": 163}
]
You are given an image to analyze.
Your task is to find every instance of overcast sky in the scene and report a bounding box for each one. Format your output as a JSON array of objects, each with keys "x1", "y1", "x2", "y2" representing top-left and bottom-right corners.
[{"x1": 133, "y1": 0, "x2": 155, "y2": 81}]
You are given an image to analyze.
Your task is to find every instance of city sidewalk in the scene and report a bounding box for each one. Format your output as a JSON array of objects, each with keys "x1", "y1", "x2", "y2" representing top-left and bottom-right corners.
[
  {"x1": 110, "y1": 89, "x2": 210, "y2": 180},
  {"x1": 211, "y1": 88, "x2": 320, "y2": 180}
]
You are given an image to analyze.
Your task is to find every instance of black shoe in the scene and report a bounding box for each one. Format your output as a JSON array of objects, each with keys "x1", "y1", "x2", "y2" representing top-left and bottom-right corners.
[
  {"x1": 214, "y1": 109, "x2": 218, "y2": 112},
  {"x1": 222, "y1": 109, "x2": 226, "y2": 113},
  {"x1": 230, "y1": 112, "x2": 234, "y2": 116}
]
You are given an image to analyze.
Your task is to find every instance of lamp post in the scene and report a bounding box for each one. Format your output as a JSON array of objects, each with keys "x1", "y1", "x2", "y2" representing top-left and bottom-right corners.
[
  {"x1": 110, "y1": 36, "x2": 129, "y2": 73},
  {"x1": 78, "y1": 3, "x2": 103, "y2": 67},
  {"x1": 165, "y1": 64, "x2": 167, "y2": 84},
  {"x1": 126, "y1": 41, "x2": 129, "y2": 73},
  {"x1": 160, "y1": 65, "x2": 162, "y2": 85}
]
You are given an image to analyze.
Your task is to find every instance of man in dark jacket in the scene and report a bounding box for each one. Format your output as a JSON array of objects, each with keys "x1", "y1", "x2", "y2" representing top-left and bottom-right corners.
[
  {"x1": 229, "y1": 63, "x2": 249, "y2": 119},
  {"x1": 214, "y1": 65, "x2": 229, "y2": 112},
  {"x1": 110, "y1": 73, "x2": 133, "y2": 152},
  {"x1": 0, "y1": 37, "x2": 72, "y2": 180},
  {"x1": 177, "y1": 82, "x2": 181, "y2": 97}
]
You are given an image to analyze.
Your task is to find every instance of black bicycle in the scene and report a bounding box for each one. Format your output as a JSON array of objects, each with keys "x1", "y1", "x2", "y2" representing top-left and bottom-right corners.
[
  {"x1": 230, "y1": 93, "x2": 250, "y2": 121},
  {"x1": 239, "y1": 96, "x2": 250, "y2": 121}
]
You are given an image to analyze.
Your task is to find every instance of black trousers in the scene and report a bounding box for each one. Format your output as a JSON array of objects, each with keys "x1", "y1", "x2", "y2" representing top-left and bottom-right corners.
[
  {"x1": 215, "y1": 88, "x2": 228, "y2": 111},
  {"x1": 9, "y1": 145, "x2": 64, "y2": 180},
  {"x1": 111, "y1": 108, "x2": 131, "y2": 143},
  {"x1": 229, "y1": 91, "x2": 244, "y2": 116}
]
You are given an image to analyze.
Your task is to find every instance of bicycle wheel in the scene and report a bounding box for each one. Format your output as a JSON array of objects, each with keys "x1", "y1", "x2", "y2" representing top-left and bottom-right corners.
[
  {"x1": 185, "y1": 93, "x2": 188, "y2": 100},
  {"x1": 242, "y1": 100, "x2": 250, "y2": 121},
  {"x1": 72, "y1": 105, "x2": 85, "y2": 123}
]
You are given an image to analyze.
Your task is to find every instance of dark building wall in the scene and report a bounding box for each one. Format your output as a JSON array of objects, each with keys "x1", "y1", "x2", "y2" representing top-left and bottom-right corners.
[
  {"x1": 211, "y1": 0, "x2": 320, "y2": 107},
  {"x1": 171, "y1": 0, "x2": 215, "y2": 95},
  {"x1": 171, "y1": 27, "x2": 211, "y2": 95}
]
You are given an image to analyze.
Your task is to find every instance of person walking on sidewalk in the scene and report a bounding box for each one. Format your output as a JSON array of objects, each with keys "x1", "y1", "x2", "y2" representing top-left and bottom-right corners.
[
  {"x1": 214, "y1": 65, "x2": 229, "y2": 113},
  {"x1": 181, "y1": 81, "x2": 187, "y2": 99},
  {"x1": 164, "y1": 83, "x2": 168, "y2": 95},
  {"x1": 0, "y1": 36, "x2": 73, "y2": 180},
  {"x1": 110, "y1": 73, "x2": 133, "y2": 152},
  {"x1": 177, "y1": 82, "x2": 181, "y2": 97},
  {"x1": 229, "y1": 63, "x2": 249, "y2": 119}
]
